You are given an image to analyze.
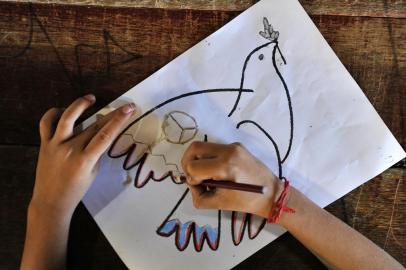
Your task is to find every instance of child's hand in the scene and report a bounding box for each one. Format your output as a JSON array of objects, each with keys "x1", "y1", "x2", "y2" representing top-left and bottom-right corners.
[
  {"x1": 30, "y1": 94, "x2": 136, "y2": 219},
  {"x1": 181, "y1": 142, "x2": 282, "y2": 218}
]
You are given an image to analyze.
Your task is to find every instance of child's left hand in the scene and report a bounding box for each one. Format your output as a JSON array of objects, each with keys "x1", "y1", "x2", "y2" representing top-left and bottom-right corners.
[{"x1": 30, "y1": 94, "x2": 136, "y2": 219}]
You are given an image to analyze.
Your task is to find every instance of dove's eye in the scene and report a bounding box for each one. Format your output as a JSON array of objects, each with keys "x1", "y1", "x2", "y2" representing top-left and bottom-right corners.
[{"x1": 258, "y1": 54, "x2": 264, "y2": 61}]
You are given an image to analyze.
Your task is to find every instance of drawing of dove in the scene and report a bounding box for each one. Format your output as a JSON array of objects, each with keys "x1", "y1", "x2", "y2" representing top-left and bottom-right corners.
[{"x1": 102, "y1": 17, "x2": 293, "y2": 251}]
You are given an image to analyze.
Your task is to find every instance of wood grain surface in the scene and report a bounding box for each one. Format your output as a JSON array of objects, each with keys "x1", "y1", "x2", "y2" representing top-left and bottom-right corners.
[
  {"x1": 0, "y1": 2, "x2": 404, "y2": 147},
  {"x1": 3, "y1": 0, "x2": 406, "y2": 18},
  {"x1": 0, "y1": 1, "x2": 404, "y2": 269}
]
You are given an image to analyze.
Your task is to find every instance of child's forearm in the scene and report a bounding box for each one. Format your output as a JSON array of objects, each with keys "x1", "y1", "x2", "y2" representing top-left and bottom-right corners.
[
  {"x1": 20, "y1": 201, "x2": 72, "y2": 270},
  {"x1": 278, "y1": 187, "x2": 404, "y2": 270},
  {"x1": 183, "y1": 142, "x2": 403, "y2": 268}
]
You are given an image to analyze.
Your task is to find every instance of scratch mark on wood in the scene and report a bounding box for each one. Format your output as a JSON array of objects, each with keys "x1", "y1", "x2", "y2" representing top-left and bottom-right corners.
[
  {"x1": 389, "y1": 229, "x2": 404, "y2": 248},
  {"x1": 352, "y1": 184, "x2": 364, "y2": 229},
  {"x1": 340, "y1": 198, "x2": 348, "y2": 223},
  {"x1": 384, "y1": 178, "x2": 402, "y2": 249},
  {"x1": 0, "y1": 32, "x2": 12, "y2": 44}
]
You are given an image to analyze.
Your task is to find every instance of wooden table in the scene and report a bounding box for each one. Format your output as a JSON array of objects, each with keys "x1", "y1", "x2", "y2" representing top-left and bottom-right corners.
[{"x1": 0, "y1": 1, "x2": 404, "y2": 269}]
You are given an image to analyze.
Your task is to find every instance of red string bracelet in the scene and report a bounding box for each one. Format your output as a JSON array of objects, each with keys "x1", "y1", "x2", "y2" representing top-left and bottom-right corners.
[{"x1": 268, "y1": 177, "x2": 295, "y2": 223}]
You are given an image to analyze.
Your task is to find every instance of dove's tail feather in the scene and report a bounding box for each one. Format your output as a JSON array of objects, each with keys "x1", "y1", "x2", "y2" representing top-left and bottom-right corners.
[
  {"x1": 156, "y1": 189, "x2": 222, "y2": 252},
  {"x1": 231, "y1": 211, "x2": 266, "y2": 246}
]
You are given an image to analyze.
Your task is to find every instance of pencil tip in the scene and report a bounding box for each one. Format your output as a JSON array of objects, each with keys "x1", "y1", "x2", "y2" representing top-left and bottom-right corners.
[{"x1": 174, "y1": 174, "x2": 187, "y2": 184}]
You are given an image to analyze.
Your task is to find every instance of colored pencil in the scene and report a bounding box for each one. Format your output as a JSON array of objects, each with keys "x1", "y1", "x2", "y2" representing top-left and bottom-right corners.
[
  {"x1": 177, "y1": 175, "x2": 266, "y2": 194},
  {"x1": 201, "y1": 180, "x2": 267, "y2": 194}
]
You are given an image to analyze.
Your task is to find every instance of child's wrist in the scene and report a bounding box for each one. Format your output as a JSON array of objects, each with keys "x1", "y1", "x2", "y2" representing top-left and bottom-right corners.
[
  {"x1": 266, "y1": 178, "x2": 295, "y2": 224},
  {"x1": 255, "y1": 178, "x2": 285, "y2": 219},
  {"x1": 275, "y1": 185, "x2": 303, "y2": 227},
  {"x1": 28, "y1": 197, "x2": 74, "y2": 224}
]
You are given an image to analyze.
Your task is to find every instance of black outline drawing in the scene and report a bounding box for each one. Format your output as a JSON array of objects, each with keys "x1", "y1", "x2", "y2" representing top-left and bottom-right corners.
[
  {"x1": 156, "y1": 189, "x2": 222, "y2": 252},
  {"x1": 230, "y1": 17, "x2": 293, "y2": 246},
  {"x1": 106, "y1": 17, "x2": 294, "y2": 252},
  {"x1": 155, "y1": 134, "x2": 221, "y2": 252},
  {"x1": 113, "y1": 110, "x2": 199, "y2": 179},
  {"x1": 162, "y1": 111, "x2": 199, "y2": 144},
  {"x1": 231, "y1": 212, "x2": 266, "y2": 246},
  {"x1": 108, "y1": 89, "x2": 253, "y2": 189}
]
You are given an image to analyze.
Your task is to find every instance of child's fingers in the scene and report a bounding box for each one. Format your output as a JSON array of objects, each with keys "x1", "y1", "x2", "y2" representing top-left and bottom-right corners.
[
  {"x1": 188, "y1": 185, "x2": 223, "y2": 210},
  {"x1": 54, "y1": 94, "x2": 96, "y2": 141},
  {"x1": 181, "y1": 142, "x2": 222, "y2": 169},
  {"x1": 85, "y1": 103, "x2": 136, "y2": 160},
  {"x1": 184, "y1": 158, "x2": 232, "y2": 185},
  {"x1": 39, "y1": 107, "x2": 64, "y2": 142},
  {"x1": 74, "y1": 110, "x2": 116, "y2": 148}
]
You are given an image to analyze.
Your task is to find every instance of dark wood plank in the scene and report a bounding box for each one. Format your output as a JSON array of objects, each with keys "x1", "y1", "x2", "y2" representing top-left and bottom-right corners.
[
  {"x1": 0, "y1": 2, "x2": 404, "y2": 148},
  {"x1": 0, "y1": 2, "x2": 238, "y2": 145},
  {"x1": 300, "y1": 0, "x2": 406, "y2": 18},
  {"x1": 0, "y1": 145, "x2": 404, "y2": 269},
  {"x1": 5, "y1": 0, "x2": 406, "y2": 18},
  {"x1": 0, "y1": 146, "x2": 37, "y2": 269}
]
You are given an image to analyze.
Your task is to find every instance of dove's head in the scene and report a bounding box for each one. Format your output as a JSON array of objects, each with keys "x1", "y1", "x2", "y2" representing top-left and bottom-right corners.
[
  {"x1": 238, "y1": 17, "x2": 284, "y2": 88},
  {"x1": 242, "y1": 17, "x2": 281, "y2": 69}
]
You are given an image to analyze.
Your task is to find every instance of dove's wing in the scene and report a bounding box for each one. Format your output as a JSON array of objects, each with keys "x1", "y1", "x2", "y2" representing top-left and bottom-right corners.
[
  {"x1": 109, "y1": 108, "x2": 222, "y2": 252},
  {"x1": 108, "y1": 111, "x2": 184, "y2": 187}
]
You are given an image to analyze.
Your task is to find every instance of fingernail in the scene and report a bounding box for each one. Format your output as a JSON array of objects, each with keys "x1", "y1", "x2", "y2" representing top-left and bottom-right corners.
[
  {"x1": 83, "y1": 94, "x2": 96, "y2": 103},
  {"x1": 121, "y1": 103, "x2": 136, "y2": 114}
]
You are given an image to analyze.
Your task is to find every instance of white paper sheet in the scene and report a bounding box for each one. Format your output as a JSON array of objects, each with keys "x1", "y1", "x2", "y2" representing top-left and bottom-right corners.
[{"x1": 81, "y1": 0, "x2": 406, "y2": 269}]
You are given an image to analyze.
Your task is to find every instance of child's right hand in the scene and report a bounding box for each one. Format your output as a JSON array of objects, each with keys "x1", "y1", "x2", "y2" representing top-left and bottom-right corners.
[{"x1": 181, "y1": 141, "x2": 283, "y2": 219}]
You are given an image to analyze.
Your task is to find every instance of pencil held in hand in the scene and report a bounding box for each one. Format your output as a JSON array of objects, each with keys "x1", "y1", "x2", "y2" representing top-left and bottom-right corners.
[
  {"x1": 177, "y1": 175, "x2": 267, "y2": 194},
  {"x1": 201, "y1": 180, "x2": 267, "y2": 194}
]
